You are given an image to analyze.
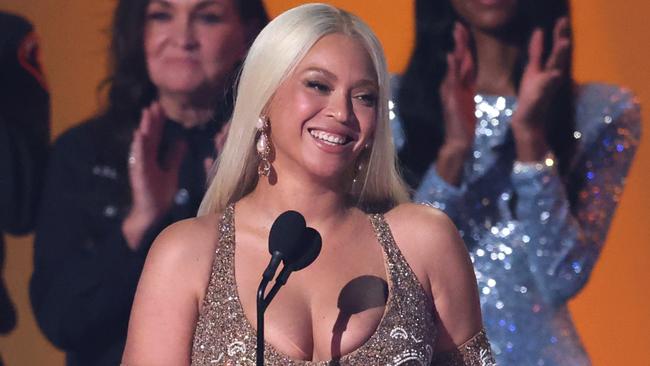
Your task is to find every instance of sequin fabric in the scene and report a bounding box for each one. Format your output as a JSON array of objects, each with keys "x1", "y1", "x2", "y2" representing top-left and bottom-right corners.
[
  {"x1": 191, "y1": 204, "x2": 437, "y2": 365},
  {"x1": 391, "y1": 80, "x2": 642, "y2": 366},
  {"x1": 433, "y1": 329, "x2": 496, "y2": 366}
]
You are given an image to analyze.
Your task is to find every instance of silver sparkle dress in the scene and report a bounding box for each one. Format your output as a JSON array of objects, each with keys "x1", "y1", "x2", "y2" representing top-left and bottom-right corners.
[{"x1": 391, "y1": 79, "x2": 641, "y2": 366}]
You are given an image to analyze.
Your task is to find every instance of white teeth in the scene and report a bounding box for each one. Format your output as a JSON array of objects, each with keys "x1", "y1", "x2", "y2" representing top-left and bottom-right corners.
[{"x1": 309, "y1": 130, "x2": 347, "y2": 145}]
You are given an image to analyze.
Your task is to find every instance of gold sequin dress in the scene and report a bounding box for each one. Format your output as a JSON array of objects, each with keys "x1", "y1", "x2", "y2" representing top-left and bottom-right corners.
[{"x1": 191, "y1": 205, "x2": 495, "y2": 365}]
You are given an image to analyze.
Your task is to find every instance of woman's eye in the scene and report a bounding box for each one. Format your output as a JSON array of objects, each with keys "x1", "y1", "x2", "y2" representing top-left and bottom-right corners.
[
  {"x1": 146, "y1": 11, "x2": 172, "y2": 22},
  {"x1": 196, "y1": 13, "x2": 222, "y2": 24},
  {"x1": 306, "y1": 81, "x2": 331, "y2": 93},
  {"x1": 355, "y1": 93, "x2": 377, "y2": 107}
]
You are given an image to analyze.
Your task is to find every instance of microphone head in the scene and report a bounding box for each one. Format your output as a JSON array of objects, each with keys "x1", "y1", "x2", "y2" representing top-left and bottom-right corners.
[
  {"x1": 288, "y1": 227, "x2": 322, "y2": 271},
  {"x1": 268, "y1": 210, "x2": 306, "y2": 257}
]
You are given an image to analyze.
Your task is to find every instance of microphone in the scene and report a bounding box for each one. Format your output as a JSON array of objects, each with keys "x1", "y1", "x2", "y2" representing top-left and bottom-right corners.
[
  {"x1": 265, "y1": 227, "x2": 322, "y2": 303},
  {"x1": 262, "y1": 210, "x2": 306, "y2": 281},
  {"x1": 257, "y1": 211, "x2": 321, "y2": 366}
]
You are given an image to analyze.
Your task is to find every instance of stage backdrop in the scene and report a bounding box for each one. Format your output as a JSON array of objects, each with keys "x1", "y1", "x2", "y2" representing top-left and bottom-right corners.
[{"x1": 1, "y1": 1, "x2": 648, "y2": 364}]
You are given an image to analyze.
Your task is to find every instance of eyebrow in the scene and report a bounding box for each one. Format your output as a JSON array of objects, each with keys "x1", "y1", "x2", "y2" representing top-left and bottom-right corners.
[
  {"x1": 148, "y1": 0, "x2": 224, "y2": 9},
  {"x1": 303, "y1": 66, "x2": 377, "y2": 89}
]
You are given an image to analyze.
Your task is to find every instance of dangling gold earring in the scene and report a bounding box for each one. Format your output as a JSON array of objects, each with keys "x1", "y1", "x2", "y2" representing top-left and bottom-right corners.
[{"x1": 256, "y1": 116, "x2": 271, "y2": 177}]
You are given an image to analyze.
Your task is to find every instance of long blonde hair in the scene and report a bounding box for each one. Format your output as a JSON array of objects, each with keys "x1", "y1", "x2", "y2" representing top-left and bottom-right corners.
[{"x1": 198, "y1": 3, "x2": 409, "y2": 216}]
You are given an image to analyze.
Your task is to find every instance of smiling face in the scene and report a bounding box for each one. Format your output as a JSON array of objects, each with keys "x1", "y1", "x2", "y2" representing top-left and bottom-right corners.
[
  {"x1": 450, "y1": 0, "x2": 519, "y2": 33},
  {"x1": 144, "y1": 0, "x2": 248, "y2": 97},
  {"x1": 265, "y1": 33, "x2": 378, "y2": 186}
]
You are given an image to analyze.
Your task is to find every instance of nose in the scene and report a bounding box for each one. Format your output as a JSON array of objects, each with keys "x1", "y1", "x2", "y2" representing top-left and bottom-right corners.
[
  {"x1": 327, "y1": 91, "x2": 353, "y2": 124},
  {"x1": 172, "y1": 17, "x2": 199, "y2": 50}
]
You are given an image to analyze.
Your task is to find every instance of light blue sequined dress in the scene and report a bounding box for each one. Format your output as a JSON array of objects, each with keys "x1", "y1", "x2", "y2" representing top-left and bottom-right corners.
[{"x1": 391, "y1": 79, "x2": 641, "y2": 366}]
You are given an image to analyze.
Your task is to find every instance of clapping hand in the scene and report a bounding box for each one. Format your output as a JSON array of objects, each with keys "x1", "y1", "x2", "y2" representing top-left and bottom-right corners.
[
  {"x1": 202, "y1": 120, "x2": 230, "y2": 177},
  {"x1": 436, "y1": 22, "x2": 477, "y2": 185},
  {"x1": 123, "y1": 102, "x2": 187, "y2": 250},
  {"x1": 511, "y1": 17, "x2": 571, "y2": 160},
  {"x1": 440, "y1": 22, "x2": 477, "y2": 153}
]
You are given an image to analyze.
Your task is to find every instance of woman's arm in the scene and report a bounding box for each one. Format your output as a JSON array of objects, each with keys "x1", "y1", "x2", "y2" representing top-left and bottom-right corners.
[
  {"x1": 122, "y1": 215, "x2": 217, "y2": 366},
  {"x1": 511, "y1": 86, "x2": 641, "y2": 306},
  {"x1": 390, "y1": 24, "x2": 476, "y2": 225}
]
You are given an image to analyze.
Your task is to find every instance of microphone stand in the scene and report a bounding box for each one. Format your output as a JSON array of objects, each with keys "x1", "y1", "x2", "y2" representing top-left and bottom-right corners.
[
  {"x1": 256, "y1": 277, "x2": 270, "y2": 366},
  {"x1": 255, "y1": 225, "x2": 321, "y2": 366},
  {"x1": 256, "y1": 254, "x2": 284, "y2": 366},
  {"x1": 256, "y1": 264, "x2": 295, "y2": 366}
]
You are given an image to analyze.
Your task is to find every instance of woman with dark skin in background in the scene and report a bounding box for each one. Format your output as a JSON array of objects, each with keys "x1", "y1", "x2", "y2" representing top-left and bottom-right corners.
[
  {"x1": 30, "y1": 1, "x2": 267, "y2": 365},
  {"x1": 393, "y1": 0, "x2": 641, "y2": 364}
]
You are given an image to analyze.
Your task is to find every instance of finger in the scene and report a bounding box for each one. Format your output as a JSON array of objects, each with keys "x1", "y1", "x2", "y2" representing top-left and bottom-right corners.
[
  {"x1": 445, "y1": 53, "x2": 458, "y2": 82},
  {"x1": 138, "y1": 107, "x2": 158, "y2": 160},
  {"x1": 458, "y1": 29, "x2": 475, "y2": 86},
  {"x1": 527, "y1": 28, "x2": 544, "y2": 72},
  {"x1": 460, "y1": 51, "x2": 475, "y2": 86},
  {"x1": 129, "y1": 130, "x2": 145, "y2": 177},
  {"x1": 546, "y1": 18, "x2": 571, "y2": 71},
  {"x1": 544, "y1": 38, "x2": 570, "y2": 73},
  {"x1": 544, "y1": 69, "x2": 563, "y2": 90},
  {"x1": 139, "y1": 103, "x2": 166, "y2": 161},
  {"x1": 147, "y1": 102, "x2": 165, "y2": 149},
  {"x1": 215, "y1": 121, "x2": 231, "y2": 154},
  {"x1": 455, "y1": 23, "x2": 472, "y2": 77},
  {"x1": 166, "y1": 140, "x2": 187, "y2": 173},
  {"x1": 139, "y1": 108, "x2": 151, "y2": 136},
  {"x1": 452, "y1": 22, "x2": 466, "y2": 61},
  {"x1": 554, "y1": 17, "x2": 571, "y2": 40},
  {"x1": 456, "y1": 22, "x2": 470, "y2": 54},
  {"x1": 203, "y1": 157, "x2": 214, "y2": 178}
]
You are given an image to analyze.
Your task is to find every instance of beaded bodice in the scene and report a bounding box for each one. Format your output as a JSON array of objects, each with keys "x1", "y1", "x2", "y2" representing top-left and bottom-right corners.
[{"x1": 190, "y1": 204, "x2": 437, "y2": 365}]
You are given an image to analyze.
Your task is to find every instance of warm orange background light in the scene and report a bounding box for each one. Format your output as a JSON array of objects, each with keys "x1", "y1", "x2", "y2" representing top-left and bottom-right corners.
[{"x1": 1, "y1": 1, "x2": 648, "y2": 365}]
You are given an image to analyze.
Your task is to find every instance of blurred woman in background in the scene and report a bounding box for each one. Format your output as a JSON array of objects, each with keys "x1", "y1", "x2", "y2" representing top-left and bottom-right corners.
[
  {"x1": 393, "y1": 0, "x2": 641, "y2": 364},
  {"x1": 30, "y1": 1, "x2": 267, "y2": 364}
]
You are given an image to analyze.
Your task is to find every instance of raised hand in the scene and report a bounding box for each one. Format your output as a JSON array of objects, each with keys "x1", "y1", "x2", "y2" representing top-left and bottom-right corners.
[
  {"x1": 440, "y1": 22, "x2": 477, "y2": 151},
  {"x1": 511, "y1": 17, "x2": 571, "y2": 160},
  {"x1": 436, "y1": 22, "x2": 477, "y2": 185},
  {"x1": 122, "y1": 102, "x2": 187, "y2": 250},
  {"x1": 214, "y1": 120, "x2": 231, "y2": 154}
]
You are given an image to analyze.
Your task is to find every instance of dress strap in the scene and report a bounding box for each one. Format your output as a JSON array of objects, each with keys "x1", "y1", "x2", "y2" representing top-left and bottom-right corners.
[
  {"x1": 197, "y1": 203, "x2": 237, "y2": 317},
  {"x1": 218, "y1": 203, "x2": 236, "y2": 253},
  {"x1": 368, "y1": 213, "x2": 413, "y2": 280},
  {"x1": 367, "y1": 213, "x2": 432, "y2": 305}
]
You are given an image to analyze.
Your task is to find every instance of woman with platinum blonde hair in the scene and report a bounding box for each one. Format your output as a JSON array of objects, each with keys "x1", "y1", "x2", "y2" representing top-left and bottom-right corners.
[{"x1": 122, "y1": 3, "x2": 495, "y2": 365}]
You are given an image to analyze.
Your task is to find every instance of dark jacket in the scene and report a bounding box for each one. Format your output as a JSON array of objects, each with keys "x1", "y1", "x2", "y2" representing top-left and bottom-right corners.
[
  {"x1": 0, "y1": 11, "x2": 50, "y2": 342},
  {"x1": 30, "y1": 115, "x2": 221, "y2": 366}
]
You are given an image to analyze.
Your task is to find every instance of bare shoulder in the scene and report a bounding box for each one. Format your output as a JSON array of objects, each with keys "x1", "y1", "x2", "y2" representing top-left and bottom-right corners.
[
  {"x1": 123, "y1": 213, "x2": 223, "y2": 364},
  {"x1": 145, "y1": 213, "x2": 222, "y2": 298},
  {"x1": 383, "y1": 202, "x2": 461, "y2": 256},
  {"x1": 383, "y1": 205, "x2": 481, "y2": 349},
  {"x1": 382, "y1": 203, "x2": 473, "y2": 296},
  {"x1": 150, "y1": 213, "x2": 220, "y2": 261}
]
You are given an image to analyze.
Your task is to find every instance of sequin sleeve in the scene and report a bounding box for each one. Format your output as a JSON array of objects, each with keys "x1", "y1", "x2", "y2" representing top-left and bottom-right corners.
[
  {"x1": 509, "y1": 86, "x2": 641, "y2": 305},
  {"x1": 432, "y1": 329, "x2": 497, "y2": 366},
  {"x1": 414, "y1": 165, "x2": 468, "y2": 226}
]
